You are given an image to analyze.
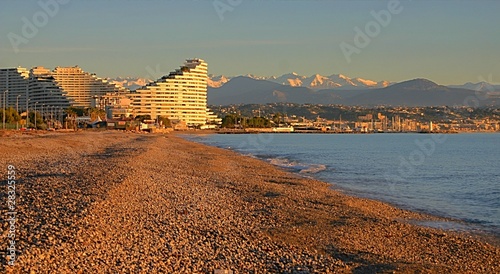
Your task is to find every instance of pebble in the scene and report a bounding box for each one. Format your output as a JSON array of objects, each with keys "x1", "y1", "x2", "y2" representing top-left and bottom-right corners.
[{"x1": 0, "y1": 131, "x2": 498, "y2": 273}]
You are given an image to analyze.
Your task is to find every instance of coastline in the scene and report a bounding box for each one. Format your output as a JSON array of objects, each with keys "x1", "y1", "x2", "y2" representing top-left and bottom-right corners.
[
  {"x1": 1, "y1": 131, "x2": 499, "y2": 273},
  {"x1": 182, "y1": 131, "x2": 500, "y2": 235}
]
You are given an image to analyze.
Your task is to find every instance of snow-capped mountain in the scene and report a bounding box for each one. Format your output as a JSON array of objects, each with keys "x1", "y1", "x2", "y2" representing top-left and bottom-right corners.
[
  {"x1": 108, "y1": 74, "x2": 231, "y2": 90},
  {"x1": 108, "y1": 74, "x2": 500, "y2": 93},
  {"x1": 207, "y1": 74, "x2": 230, "y2": 88},
  {"x1": 107, "y1": 77, "x2": 152, "y2": 91},
  {"x1": 108, "y1": 73, "x2": 391, "y2": 90},
  {"x1": 209, "y1": 77, "x2": 500, "y2": 106},
  {"x1": 208, "y1": 73, "x2": 391, "y2": 90}
]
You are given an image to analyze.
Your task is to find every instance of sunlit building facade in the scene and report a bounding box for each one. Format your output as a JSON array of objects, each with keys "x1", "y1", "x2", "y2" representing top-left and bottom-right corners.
[
  {"x1": 29, "y1": 67, "x2": 71, "y2": 109},
  {"x1": 1, "y1": 66, "x2": 128, "y2": 111},
  {"x1": 132, "y1": 58, "x2": 211, "y2": 125},
  {"x1": 51, "y1": 66, "x2": 127, "y2": 107}
]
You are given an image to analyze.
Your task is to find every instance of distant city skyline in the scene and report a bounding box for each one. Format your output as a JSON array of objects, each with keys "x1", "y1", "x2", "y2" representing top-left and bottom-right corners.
[{"x1": 1, "y1": 1, "x2": 499, "y2": 85}]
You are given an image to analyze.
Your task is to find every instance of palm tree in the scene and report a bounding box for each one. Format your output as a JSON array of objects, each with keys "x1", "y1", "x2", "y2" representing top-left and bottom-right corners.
[
  {"x1": 65, "y1": 108, "x2": 77, "y2": 130},
  {"x1": 87, "y1": 107, "x2": 106, "y2": 121}
]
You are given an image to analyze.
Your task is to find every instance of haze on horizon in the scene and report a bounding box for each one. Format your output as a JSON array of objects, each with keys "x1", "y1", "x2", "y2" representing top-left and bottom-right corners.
[{"x1": 0, "y1": 0, "x2": 499, "y2": 85}]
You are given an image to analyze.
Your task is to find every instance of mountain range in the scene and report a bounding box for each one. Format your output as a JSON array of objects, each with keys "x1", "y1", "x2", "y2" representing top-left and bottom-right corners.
[
  {"x1": 109, "y1": 73, "x2": 500, "y2": 91},
  {"x1": 207, "y1": 77, "x2": 500, "y2": 106},
  {"x1": 108, "y1": 73, "x2": 500, "y2": 107},
  {"x1": 207, "y1": 73, "x2": 392, "y2": 90},
  {"x1": 108, "y1": 73, "x2": 391, "y2": 90}
]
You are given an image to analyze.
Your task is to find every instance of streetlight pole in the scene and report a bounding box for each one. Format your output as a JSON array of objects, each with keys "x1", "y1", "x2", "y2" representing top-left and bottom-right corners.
[
  {"x1": 26, "y1": 99, "x2": 30, "y2": 129},
  {"x1": 52, "y1": 107, "x2": 56, "y2": 128},
  {"x1": 34, "y1": 102, "x2": 38, "y2": 130},
  {"x1": 1, "y1": 91, "x2": 3, "y2": 130},
  {"x1": 47, "y1": 106, "x2": 51, "y2": 129},
  {"x1": 58, "y1": 107, "x2": 61, "y2": 129},
  {"x1": 52, "y1": 106, "x2": 55, "y2": 129},
  {"x1": 48, "y1": 106, "x2": 53, "y2": 129},
  {"x1": 3, "y1": 90, "x2": 8, "y2": 130},
  {"x1": 16, "y1": 95, "x2": 21, "y2": 130},
  {"x1": 54, "y1": 107, "x2": 57, "y2": 129},
  {"x1": 41, "y1": 104, "x2": 45, "y2": 128},
  {"x1": 61, "y1": 108, "x2": 65, "y2": 129}
]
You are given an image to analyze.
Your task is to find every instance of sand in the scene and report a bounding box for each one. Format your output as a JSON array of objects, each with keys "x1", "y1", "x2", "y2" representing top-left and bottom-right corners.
[{"x1": 0, "y1": 130, "x2": 499, "y2": 273}]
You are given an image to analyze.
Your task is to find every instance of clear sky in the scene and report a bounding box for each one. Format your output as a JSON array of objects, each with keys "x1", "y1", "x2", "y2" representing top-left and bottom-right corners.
[{"x1": 1, "y1": 0, "x2": 499, "y2": 85}]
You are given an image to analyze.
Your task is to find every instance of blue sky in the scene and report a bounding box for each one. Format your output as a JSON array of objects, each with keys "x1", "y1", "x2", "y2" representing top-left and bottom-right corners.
[{"x1": 1, "y1": 0, "x2": 499, "y2": 85}]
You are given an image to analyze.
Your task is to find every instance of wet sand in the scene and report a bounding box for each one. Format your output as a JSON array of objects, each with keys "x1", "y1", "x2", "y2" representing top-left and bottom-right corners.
[{"x1": 1, "y1": 131, "x2": 499, "y2": 273}]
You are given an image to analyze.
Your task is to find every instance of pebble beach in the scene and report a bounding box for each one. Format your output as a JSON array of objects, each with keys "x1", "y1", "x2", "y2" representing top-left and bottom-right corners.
[{"x1": 1, "y1": 131, "x2": 499, "y2": 273}]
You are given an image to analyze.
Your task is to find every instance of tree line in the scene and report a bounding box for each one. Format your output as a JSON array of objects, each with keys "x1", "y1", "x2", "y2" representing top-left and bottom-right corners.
[{"x1": 221, "y1": 114, "x2": 273, "y2": 128}]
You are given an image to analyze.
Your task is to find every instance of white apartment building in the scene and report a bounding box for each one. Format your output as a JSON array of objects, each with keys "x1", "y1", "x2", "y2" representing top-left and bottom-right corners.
[
  {"x1": 29, "y1": 67, "x2": 71, "y2": 109},
  {"x1": 51, "y1": 66, "x2": 127, "y2": 107},
  {"x1": 132, "y1": 59, "x2": 211, "y2": 126},
  {"x1": 0, "y1": 67, "x2": 30, "y2": 111},
  {"x1": 1, "y1": 66, "x2": 129, "y2": 111}
]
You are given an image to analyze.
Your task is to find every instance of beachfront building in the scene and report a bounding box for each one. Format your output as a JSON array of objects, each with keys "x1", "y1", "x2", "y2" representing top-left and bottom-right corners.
[
  {"x1": 51, "y1": 66, "x2": 127, "y2": 108},
  {"x1": 29, "y1": 67, "x2": 71, "y2": 110},
  {"x1": 0, "y1": 67, "x2": 30, "y2": 111},
  {"x1": 132, "y1": 58, "x2": 213, "y2": 126},
  {"x1": 1, "y1": 66, "x2": 129, "y2": 111}
]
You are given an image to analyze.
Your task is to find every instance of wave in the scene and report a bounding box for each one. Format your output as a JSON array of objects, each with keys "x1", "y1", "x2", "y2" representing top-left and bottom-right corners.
[
  {"x1": 267, "y1": 157, "x2": 327, "y2": 174},
  {"x1": 299, "y1": 164, "x2": 327, "y2": 174}
]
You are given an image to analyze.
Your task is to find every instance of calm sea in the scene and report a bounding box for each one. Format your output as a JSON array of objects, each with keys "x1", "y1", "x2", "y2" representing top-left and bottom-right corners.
[{"x1": 184, "y1": 133, "x2": 500, "y2": 235}]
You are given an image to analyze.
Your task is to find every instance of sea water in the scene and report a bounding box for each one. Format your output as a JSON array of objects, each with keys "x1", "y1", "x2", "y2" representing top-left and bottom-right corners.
[{"x1": 185, "y1": 133, "x2": 500, "y2": 235}]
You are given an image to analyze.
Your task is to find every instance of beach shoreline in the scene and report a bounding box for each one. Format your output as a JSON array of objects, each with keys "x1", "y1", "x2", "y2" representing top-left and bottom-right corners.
[
  {"x1": 181, "y1": 131, "x2": 500, "y2": 239},
  {"x1": 1, "y1": 131, "x2": 499, "y2": 273}
]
